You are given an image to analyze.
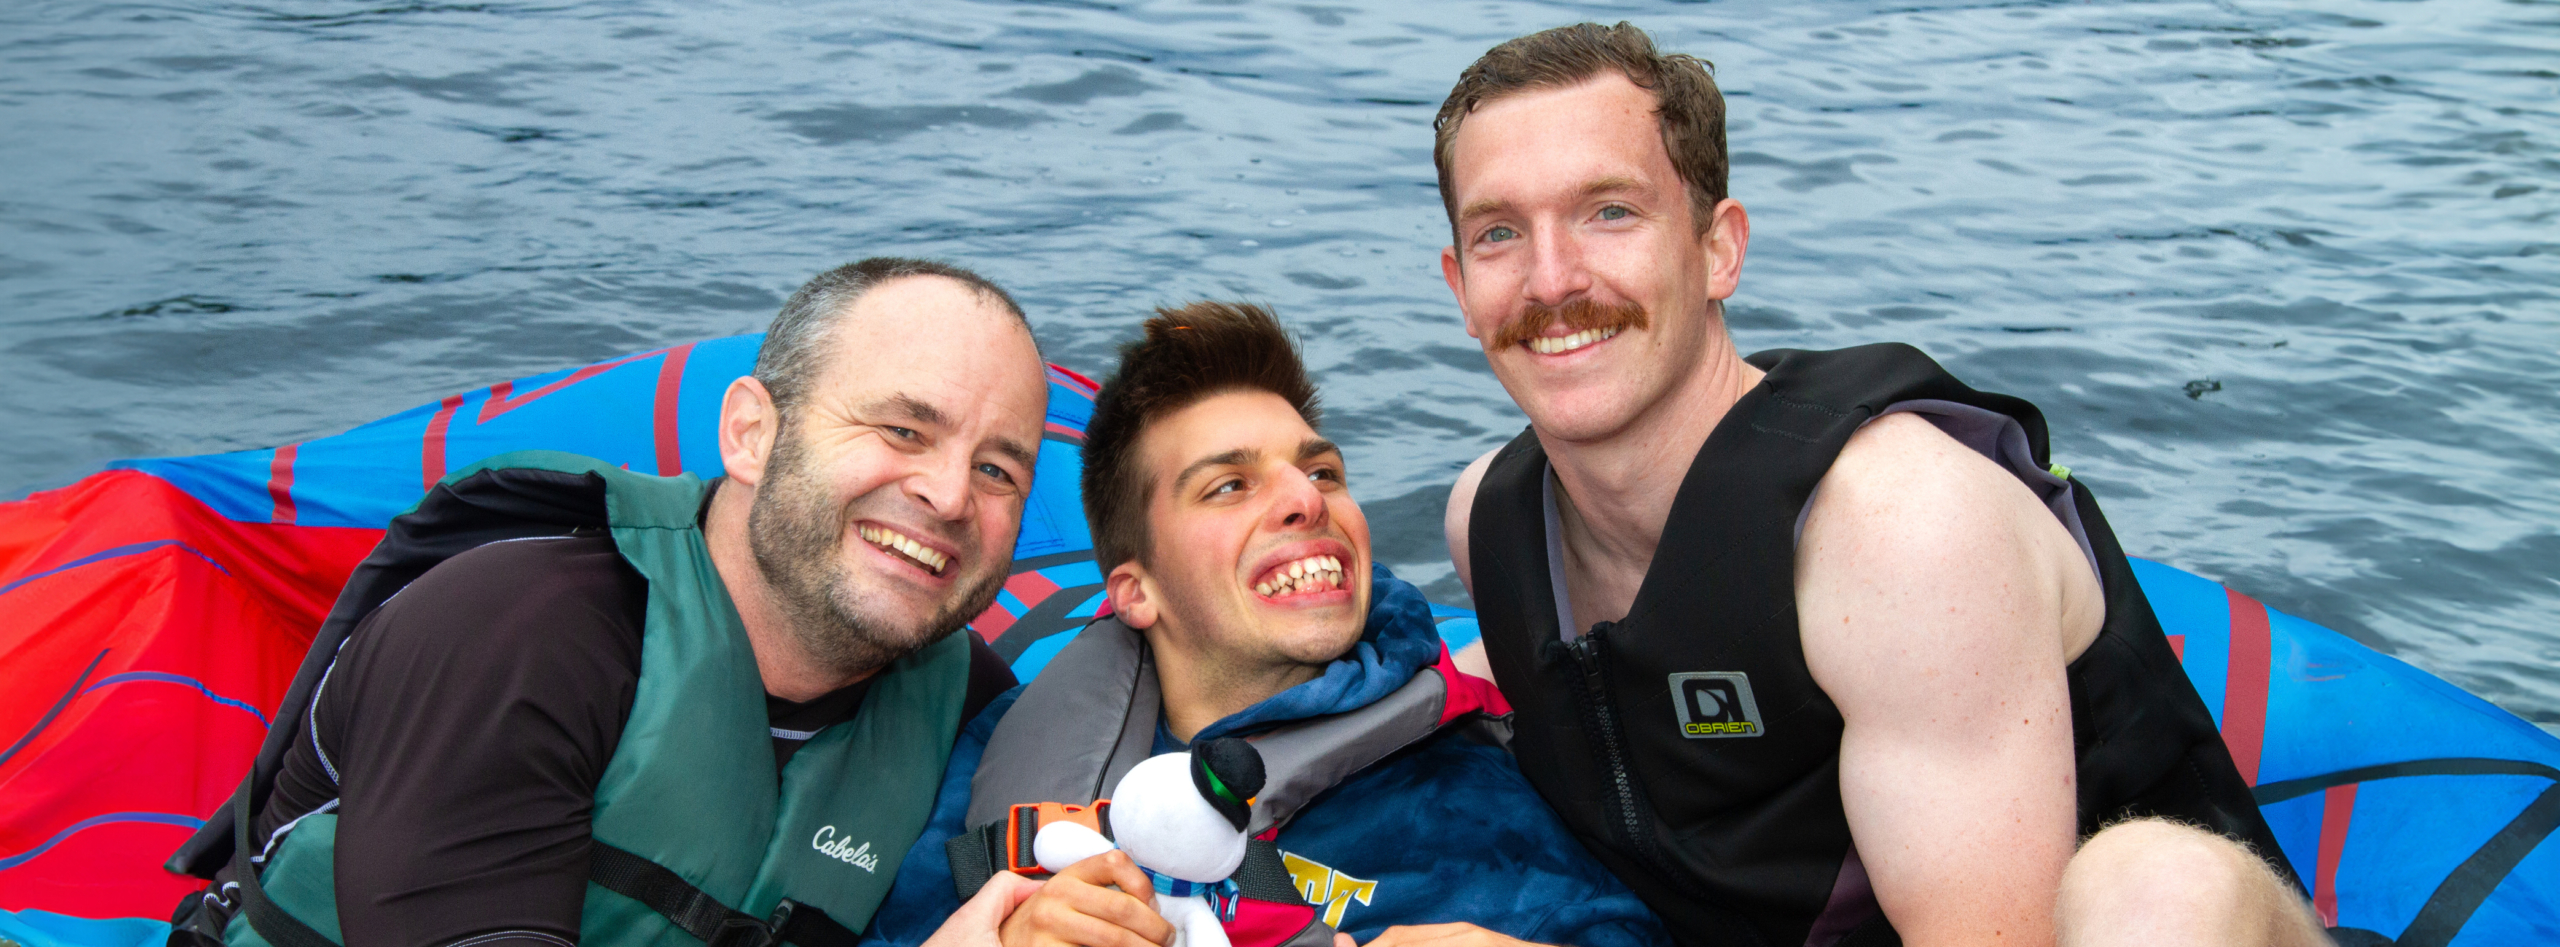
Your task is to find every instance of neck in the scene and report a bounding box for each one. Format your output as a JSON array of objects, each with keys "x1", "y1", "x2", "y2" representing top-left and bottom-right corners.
[
  {"x1": 1543, "y1": 326, "x2": 1765, "y2": 580},
  {"x1": 1145, "y1": 621, "x2": 1326, "y2": 744},
  {"x1": 703, "y1": 481, "x2": 876, "y2": 703}
]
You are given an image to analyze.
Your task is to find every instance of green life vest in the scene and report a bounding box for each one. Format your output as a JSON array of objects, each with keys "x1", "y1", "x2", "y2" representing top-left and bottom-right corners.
[{"x1": 226, "y1": 450, "x2": 970, "y2": 947}]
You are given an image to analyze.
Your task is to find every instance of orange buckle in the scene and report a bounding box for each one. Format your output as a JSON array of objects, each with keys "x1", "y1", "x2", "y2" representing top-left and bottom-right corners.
[{"x1": 1003, "y1": 800, "x2": 1111, "y2": 876}]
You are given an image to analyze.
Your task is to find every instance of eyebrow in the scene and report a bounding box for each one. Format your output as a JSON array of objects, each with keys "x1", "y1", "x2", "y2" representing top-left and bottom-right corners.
[
  {"x1": 1456, "y1": 176, "x2": 1649, "y2": 224},
  {"x1": 990, "y1": 436, "x2": 1038, "y2": 473},
  {"x1": 1296, "y1": 437, "x2": 1341, "y2": 465},
  {"x1": 866, "y1": 393, "x2": 948, "y2": 428},
  {"x1": 1578, "y1": 175, "x2": 1646, "y2": 200},
  {"x1": 866, "y1": 393, "x2": 1038, "y2": 471},
  {"x1": 1173, "y1": 448, "x2": 1256, "y2": 495}
]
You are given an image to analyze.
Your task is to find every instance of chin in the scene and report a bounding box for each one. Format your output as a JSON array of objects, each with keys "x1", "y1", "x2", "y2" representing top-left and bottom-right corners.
[
  {"x1": 1272, "y1": 613, "x2": 1367, "y2": 665},
  {"x1": 1520, "y1": 391, "x2": 1646, "y2": 444}
]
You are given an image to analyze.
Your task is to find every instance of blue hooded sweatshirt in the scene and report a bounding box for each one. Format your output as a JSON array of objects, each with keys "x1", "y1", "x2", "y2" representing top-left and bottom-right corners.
[{"x1": 865, "y1": 567, "x2": 1669, "y2": 947}]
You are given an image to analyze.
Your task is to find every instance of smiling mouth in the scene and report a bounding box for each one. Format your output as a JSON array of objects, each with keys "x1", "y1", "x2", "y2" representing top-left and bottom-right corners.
[
  {"x1": 1526, "y1": 325, "x2": 1620, "y2": 355},
  {"x1": 1255, "y1": 554, "x2": 1346, "y2": 599},
  {"x1": 857, "y1": 524, "x2": 950, "y2": 576}
]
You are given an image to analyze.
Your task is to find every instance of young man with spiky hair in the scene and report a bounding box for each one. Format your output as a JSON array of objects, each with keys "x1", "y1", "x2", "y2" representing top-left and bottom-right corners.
[
  {"x1": 1433, "y1": 21, "x2": 2326, "y2": 947},
  {"x1": 866, "y1": 303, "x2": 1669, "y2": 947}
]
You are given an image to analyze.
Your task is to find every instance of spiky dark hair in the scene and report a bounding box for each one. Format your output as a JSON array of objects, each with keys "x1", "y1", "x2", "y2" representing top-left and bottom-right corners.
[{"x1": 1080, "y1": 302, "x2": 1321, "y2": 573}]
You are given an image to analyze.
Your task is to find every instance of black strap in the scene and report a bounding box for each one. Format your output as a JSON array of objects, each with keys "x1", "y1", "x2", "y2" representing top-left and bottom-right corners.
[
  {"x1": 587, "y1": 840, "x2": 859, "y2": 947},
  {"x1": 949, "y1": 822, "x2": 1004, "y2": 900},
  {"x1": 2252, "y1": 756, "x2": 2560, "y2": 805},
  {"x1": 950, "y1": 821, "x2": 1312, "y2": 908},
  {"x1": 1231, "y1": 839, "x2": 1308, "y2": 904}
]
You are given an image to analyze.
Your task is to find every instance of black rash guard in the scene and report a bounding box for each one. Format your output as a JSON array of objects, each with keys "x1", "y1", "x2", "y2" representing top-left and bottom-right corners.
[{"x1": 244, "y1": 534, "x2": 1015, "y2": 947}]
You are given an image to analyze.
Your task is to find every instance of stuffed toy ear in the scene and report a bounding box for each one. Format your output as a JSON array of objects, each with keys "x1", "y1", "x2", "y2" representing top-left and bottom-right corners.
[{"x1": 1190, "y1": 737, "x2": 1265, "y2": 831}]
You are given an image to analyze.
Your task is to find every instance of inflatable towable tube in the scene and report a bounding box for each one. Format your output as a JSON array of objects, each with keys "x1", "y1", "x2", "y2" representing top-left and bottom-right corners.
[{"x1": 2, "y1": 335, "x2": 2554, "y2": 945}]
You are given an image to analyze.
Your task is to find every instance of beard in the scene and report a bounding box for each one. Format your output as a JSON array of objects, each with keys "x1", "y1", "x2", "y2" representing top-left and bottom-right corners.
[
  {"x1": 746, "y1": 421, "x2": 1010, "y2": 679},
  {"x1": 1488, "y1": 296, "x2": 1651, "y2": 352}
]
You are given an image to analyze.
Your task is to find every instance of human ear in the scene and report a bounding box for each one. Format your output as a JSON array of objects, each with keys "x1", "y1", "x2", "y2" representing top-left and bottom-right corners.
[
  {"x1": 1106, "y1": 560, "x2": 1160, "y2": 630},
  {"x1": 1704, "y1": 198, "x2": 1751, "y2": 302},
  {"x1": 1440, "y1": 245, "x2": 1481, "y2": 340},
  {"x1": 718, "y1": 376, "x2": 779, "y2": 488}
]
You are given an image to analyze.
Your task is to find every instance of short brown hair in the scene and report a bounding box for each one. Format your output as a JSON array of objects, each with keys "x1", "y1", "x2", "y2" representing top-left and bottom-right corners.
[
  {"x1": 1432, "y1": 22, "x2": 1726, "y2": 241},
  {"x1": 1081, "y1": 302, "x2": 1322, "y2": 574},
  {"x1": 756, "y1": 257, "x2": 1029, "y2": 414}
]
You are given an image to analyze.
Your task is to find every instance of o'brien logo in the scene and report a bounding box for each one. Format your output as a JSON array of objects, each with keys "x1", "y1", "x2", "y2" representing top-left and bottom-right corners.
[
  {"x1": 812, "y1": 825, "x2": 880, "y2": 872},
  {"x1": 1670, "y1": 672, "x2": 1764, "y2": 739}
]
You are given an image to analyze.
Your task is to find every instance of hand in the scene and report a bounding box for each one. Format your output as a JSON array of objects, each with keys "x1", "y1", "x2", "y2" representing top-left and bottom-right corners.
[
  {"x1": 998, "y1": 850, "x2": 1174, "y2": 947},
  {"x1": 923, "y1": 871, "x2": 1043, "y2": 947},
  {"x1": 1353, "y1": 923, "x2": 1544, "y2": 947}
]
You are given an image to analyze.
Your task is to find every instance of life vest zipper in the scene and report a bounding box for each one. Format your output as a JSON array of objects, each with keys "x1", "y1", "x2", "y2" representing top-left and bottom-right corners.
[{"x1": 1568, "y1": 622, "x2": 1663, "y2": 872}]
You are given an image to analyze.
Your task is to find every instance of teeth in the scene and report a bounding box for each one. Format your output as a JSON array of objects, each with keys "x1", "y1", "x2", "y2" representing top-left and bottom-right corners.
[
  {"x1": 1526, "y1": 325, "x2": 1620, "y2": 355},
  {"x1": 1257, "y1": 555, "x2": 1351, "y2": 598},
  {"x1": 859, "y1": 524, "x2": 948, "y2": 574}
]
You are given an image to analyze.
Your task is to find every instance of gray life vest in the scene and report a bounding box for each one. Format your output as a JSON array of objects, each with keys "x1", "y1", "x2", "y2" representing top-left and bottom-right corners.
[{"x1": 945, "y1": 617, "x2": 1508, "y2": 947}]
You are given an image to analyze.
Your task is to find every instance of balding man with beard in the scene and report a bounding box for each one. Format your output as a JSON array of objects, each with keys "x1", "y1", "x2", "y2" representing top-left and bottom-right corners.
[{"x1": 173, "y1": 259, "x2": 1056, "y2": 947}]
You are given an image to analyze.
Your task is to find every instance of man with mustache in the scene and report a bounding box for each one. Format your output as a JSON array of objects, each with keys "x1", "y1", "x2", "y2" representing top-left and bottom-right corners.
[
  {"x1": 865, "y1": 303, "x2": 1667, "y2": 947},
  {"x1": 173, "y1": 259, "x2": 1053, "y2": 947},
  {"x1": 1435, "y1": 24, "x2": 2327, "y2": 947}
]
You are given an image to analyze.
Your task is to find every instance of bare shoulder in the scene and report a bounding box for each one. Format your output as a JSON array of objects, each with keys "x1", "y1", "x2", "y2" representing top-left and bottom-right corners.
[
  {"x1": 1796, "y1": 413, "x2": 2094, "y2": 705},
  {"x1": 1445, "y1": 447, "x2": 1502, "y2": 597},
  {"x1": 1808, "y1": 412, "x2": 2030, "y2": 544}
]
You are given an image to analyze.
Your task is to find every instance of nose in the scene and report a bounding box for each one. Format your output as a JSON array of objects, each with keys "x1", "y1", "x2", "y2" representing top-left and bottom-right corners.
[
  {"x1": 905, "y1": 447, "x2": 974, "y2": 524},
  {"x1": 1265, "y1": 467, "x2": 1329, "y2": 532},
  {"x1": 1523, "y1": 221, "x2": 1592, "y2": 307}
]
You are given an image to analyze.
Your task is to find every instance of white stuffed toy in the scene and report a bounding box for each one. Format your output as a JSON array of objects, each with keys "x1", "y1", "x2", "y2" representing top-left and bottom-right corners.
[{"x1": 1032, "y1": 738, "x2": 1266, "y2": 947}]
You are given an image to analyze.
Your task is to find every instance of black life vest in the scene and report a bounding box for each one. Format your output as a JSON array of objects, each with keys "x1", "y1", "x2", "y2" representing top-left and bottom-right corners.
[{"x1": 1466, "y1": 344, "x2": 2294, "y2": 947}]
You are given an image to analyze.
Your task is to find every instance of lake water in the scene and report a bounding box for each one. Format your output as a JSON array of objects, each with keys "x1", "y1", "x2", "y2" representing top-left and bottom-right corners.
[{"x1": 3, "y1": 0, "x2": 2554, "y2": 727}]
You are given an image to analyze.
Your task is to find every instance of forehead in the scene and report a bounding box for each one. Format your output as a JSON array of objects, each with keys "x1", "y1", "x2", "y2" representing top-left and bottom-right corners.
[
  {"x1": 1447, "y1": 73, "x2": 1677, "y2": 208},
  {"x1": 1139, "y1": 390, "x2": 1321, "y2": 484},
  {"x1": 807, "y1": 275, "x2": 1045, "y2": 424}
]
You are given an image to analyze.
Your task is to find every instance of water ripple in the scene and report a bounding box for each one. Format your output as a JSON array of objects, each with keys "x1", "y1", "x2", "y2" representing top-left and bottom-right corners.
[{"x1": 2, "y1": 0, "x2": 2554, "y2": 726}]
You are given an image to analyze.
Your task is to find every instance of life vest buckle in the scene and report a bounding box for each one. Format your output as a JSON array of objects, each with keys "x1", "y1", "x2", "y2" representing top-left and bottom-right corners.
[
  {"x1": 706, "y1": 913, "x2": 779, "y2": 947},
  {"x1": 1003, "y1": 799, "x2": 1111, "y2": 876}
]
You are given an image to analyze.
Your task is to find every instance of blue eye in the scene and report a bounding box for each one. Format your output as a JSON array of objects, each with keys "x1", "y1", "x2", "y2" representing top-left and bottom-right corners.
[
  {"x1": 885, "y1": 426, "x2": 917, "y2": 440},
  {"x1": 976, "y1": 462, "x2": 1013, "y2": 484},
  {"x1": 1485, "y1": 226, "x2": 1518, "y2": 243},
  {"x1": 1597, "y1": 205, "x2": 1629, "y2": 221}
]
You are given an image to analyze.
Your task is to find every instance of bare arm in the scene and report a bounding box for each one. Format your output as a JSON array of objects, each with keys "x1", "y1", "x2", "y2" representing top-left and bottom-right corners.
[
  {"x1": 1796, "y1": 414, "x2": 2102, "y2": 947},
  {"x1": 1444, "y1": 448, "x2": 1500, "y2": 598},
  {"x1": 1443, "y1": 449, "x2": 1501, "y2": 681}
]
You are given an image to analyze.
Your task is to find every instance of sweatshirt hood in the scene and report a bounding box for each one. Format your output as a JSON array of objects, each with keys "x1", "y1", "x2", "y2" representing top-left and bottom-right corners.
[{"x1": 1192, "y1": 563, "x2": 1442, "y2": 743}]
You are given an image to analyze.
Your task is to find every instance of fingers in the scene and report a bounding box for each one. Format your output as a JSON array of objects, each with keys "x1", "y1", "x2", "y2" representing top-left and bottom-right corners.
[
  {"x1": 983, "y1": 870, "x2": 1044, "y2": 911},
  {"x1": 1361, "y1": 923, "x2": 1541, "y2": 947},
  {"x1": 926, "y1": 872, "x2": 1046, "y2": 947},
  {"x1": 1334, "y1": 933, "x2": 1358, "y2": 947},
  {"x1": 999, "y1": 851, "x2": 1175, "y2": 947},
  {"x1": 1057, "y1": 848, "x2": 1160, "y2": 903}
]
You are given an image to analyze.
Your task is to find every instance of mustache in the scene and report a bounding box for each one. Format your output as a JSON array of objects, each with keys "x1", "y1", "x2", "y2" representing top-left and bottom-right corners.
[{"x1": 1489, "y1": 297, "x2": 1650, "y2": 351}]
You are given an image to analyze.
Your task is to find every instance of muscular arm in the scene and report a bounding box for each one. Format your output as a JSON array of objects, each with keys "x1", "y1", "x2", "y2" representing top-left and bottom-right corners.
[{"x1": 1796, "y1": 414, "x2": 2103, "y2": 947}]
